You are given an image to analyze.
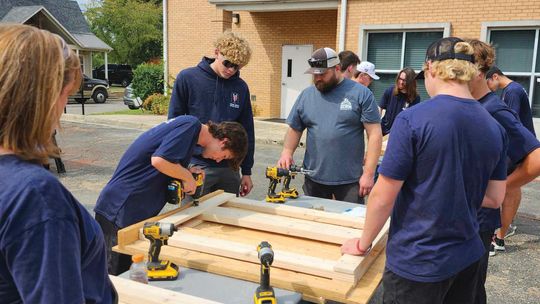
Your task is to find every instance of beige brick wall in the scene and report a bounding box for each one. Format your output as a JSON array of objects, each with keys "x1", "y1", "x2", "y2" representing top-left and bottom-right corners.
[
  {"x1": 343, "y1": 0, "x2": 540, "y2": 52},
  {"x1": 168, "y1": 0, "x2": 540, "y2": 118},
  {"x1": 167, "y1": 1, "x2": 337, "y2": 117}
]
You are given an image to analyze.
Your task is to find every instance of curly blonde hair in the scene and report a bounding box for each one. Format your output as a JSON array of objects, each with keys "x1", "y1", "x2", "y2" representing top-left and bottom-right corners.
[
  {"x1": 427, "y1": 41, "x2": 477, "y2": 82},
  {"x1": 214, "y1": 31, "x2": 252, "y2": 66},
  {"x1": 464, "y1": 39, "x2": 495, "y2": 74}
]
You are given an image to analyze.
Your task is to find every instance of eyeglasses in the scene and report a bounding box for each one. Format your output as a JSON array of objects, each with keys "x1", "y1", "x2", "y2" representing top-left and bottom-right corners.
[{"x1": 307, "y1": 56, "x2": 337, "y2": 68}]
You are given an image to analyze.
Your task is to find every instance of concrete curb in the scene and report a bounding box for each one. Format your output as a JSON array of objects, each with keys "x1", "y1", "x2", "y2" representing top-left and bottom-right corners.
[{"x1": 60, "y1": 114, "x2": 300, "y2": 146}]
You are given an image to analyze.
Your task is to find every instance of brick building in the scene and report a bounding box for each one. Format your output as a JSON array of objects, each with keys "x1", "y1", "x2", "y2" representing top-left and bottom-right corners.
[{"x1": 165, "y1": 0, "x2": 540, "y2": 118}]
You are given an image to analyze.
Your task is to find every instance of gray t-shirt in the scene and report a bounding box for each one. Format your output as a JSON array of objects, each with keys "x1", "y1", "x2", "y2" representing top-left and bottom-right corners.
[{"x1": 287, "y1": 78, "x2": 380, "y2": 185}]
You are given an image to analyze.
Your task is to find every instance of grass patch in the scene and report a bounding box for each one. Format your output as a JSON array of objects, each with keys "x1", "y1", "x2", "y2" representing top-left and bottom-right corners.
[{"x1": 91, "y1": 109, "x2": 151, "y2": 115}]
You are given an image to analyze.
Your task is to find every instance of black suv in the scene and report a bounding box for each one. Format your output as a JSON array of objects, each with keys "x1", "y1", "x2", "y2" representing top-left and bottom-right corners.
[
  {"x1": 93, "y1": 64, "x2": 133, "y2": 87},
  {"x1": 70, "y1": 75, "x2": 109, "y2": 103}
]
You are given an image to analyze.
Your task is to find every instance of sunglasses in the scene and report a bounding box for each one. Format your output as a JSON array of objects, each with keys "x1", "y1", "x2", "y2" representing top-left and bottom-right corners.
[
  {"x1": 307, "y1": 56, "x2": 337, "y2": 68},
  {"x1": 222, "y1": 59, "x2": 239, "y2": 70}
]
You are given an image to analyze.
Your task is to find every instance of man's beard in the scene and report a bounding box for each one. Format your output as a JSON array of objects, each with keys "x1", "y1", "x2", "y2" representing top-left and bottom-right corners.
[{"x1": 315, "y1": 74, "x2": 339, "y2": 93}]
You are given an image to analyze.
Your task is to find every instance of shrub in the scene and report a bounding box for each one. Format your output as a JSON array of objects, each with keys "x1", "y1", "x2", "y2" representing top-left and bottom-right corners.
[
  {"x1": 132, "y1": 63, "x2": 164, "y2": 101},
  {"x1": 143, "y1": 93, "x2": 170, "y2": 115}
]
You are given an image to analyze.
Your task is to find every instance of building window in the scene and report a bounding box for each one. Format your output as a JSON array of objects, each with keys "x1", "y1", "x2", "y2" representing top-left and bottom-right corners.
[
  {"x1": 488, "y1": 29, "x2": 540, "y2": 117},
  {"x1": 365, "y1": 30, "x2": 444, "y2": 103}
]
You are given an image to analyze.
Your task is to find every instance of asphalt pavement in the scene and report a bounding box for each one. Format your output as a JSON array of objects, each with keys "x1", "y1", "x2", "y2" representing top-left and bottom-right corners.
[{"x1": 52, "y1": 120, "x2": 540, "y2": 304}]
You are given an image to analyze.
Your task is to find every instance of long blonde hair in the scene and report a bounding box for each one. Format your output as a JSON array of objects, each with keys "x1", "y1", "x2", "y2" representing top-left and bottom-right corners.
[{"x1": 0, "y1": 24, "x2": 81, "y2": 163}]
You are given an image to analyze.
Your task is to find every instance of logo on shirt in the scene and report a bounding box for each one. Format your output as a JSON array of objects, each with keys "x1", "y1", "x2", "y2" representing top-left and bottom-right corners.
[
  {"x1": 230, "y1": 92, "x2": 240, "y2": 109},
  {"x1": 340, "y1": 98, "x2": 352, "y2": 111}
]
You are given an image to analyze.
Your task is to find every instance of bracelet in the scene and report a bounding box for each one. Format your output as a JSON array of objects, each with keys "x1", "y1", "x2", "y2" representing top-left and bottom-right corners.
[{"x1": 356, "y1": 240, "x2": 372, "y2": 255}]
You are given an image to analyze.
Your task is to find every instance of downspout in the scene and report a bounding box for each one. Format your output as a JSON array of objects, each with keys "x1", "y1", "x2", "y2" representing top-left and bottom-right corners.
[
  {"x1": 163, "y1": 0, "x2": 169, "y2": 95},
  {"x1": 338, "y1": 0, "x2": 347, "y2": 52}
]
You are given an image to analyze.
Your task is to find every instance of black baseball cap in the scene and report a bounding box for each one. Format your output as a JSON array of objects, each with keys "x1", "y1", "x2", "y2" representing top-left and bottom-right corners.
[
  {"x1": 486, "y1": 66, "x2": 504, "y2": 79},
  {"x1": 305, "y1": 47, "x2": 340, "y2": 75},
  {"x1": 416, "y1": 37, "x2": 475, "y2": 79}
]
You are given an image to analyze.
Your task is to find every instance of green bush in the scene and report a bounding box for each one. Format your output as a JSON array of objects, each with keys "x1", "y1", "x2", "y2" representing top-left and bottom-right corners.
[
  {"x1": 143, "y1": 93, "x2": 170, "y2": 115},
  {"x1": 132, "y1": 63, "x2": 164, "y2": 101}
]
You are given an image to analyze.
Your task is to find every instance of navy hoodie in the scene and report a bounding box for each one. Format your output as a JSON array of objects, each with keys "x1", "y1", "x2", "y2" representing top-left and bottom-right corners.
[{"x1": 168, "y1": 57, "x2": 255, "y2": 175}]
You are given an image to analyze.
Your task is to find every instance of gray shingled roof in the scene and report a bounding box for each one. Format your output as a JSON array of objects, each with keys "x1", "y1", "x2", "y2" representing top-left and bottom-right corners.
[{"x1": 0, "y1": 0, "x2": 111, "y2": 51}]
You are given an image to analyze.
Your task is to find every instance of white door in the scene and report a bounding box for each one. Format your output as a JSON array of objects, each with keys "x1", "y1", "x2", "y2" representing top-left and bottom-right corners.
[{"x1": 281, "y1": 45, "x2": 313, "y2": 119}]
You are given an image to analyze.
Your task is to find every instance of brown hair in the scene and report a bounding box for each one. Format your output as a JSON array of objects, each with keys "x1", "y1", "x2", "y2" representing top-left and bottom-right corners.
[
  {"x1": 214, "y1": 31, "x2": 252, "y2": 67},
  {"x1": 427, "y1": 42, "x2": 477, "y2": 82},
  {"x1": 338, "y1": 50, "x2": 360, "y2": 72},
  {"x1": 0, "y1": 24, "x2": 81, "y2": 163},
  {"x1": 465, "y1": 39, "x2": 496, "y2": 74},
  {"x1": 207, "y1": 121, "x2": 248, "y2": 171},
  {"x1": 392, "y1": 67, "x2": 418, "y2": 103}
]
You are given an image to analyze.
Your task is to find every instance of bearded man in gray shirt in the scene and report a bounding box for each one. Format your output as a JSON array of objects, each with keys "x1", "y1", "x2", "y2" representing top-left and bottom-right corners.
[{"x1": 277, "y1": 47, "x2": 382, "y2": 204}]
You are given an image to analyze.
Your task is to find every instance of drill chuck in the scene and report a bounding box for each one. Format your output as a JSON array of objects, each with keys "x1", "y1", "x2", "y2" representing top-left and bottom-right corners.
[{"x1": 258, "y1": 241, "x2": 274, "y2": 266}]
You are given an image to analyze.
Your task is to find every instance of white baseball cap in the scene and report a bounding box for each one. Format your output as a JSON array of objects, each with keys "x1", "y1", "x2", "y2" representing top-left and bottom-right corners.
[{"x1": 356, "y1": 61, "x2": 380, "y2": 80}]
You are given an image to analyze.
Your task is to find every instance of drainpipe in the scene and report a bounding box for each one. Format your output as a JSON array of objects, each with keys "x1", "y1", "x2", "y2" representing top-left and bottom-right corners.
[
  {"x1": 338, "y1": 0, "x2": 347, "y2": 52},
  {"x1": 163, "y1": 0, "x2": 169, "y2": 95}
]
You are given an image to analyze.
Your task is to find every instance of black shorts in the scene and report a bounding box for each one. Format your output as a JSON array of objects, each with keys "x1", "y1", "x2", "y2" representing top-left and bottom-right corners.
[
  {"x1": 303, "y1": 177, "x2": 364, "y2": 204},
  {"x1": 382, "y1": 259, "x2": 481, "y2": 304}
]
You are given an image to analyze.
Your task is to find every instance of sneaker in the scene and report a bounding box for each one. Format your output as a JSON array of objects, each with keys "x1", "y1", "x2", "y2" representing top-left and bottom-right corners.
[
  {"x1": 489, "y1": 243, "x2": 497, "y2": 257},
  {"x1": 505, "y1": 223, "x2": 517, "y2": 238},
  {"x1": 492, "y1": 236, "x2": 506, "y2": 251}
]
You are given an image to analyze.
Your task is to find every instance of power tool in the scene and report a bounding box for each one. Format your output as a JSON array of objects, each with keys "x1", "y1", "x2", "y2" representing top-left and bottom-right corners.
[
  {"x1": 143, "y1": 222, "x2": 179, "y2": 281},
  {"x1": 265, "y1": 165, "x2": 314, "y2": 203},
  {"x1": 253, "y1": 241, "x2": 276, "y2": 304},
  {"x1": 166, "y1": 172, "x2": 204, "y2": 206}
]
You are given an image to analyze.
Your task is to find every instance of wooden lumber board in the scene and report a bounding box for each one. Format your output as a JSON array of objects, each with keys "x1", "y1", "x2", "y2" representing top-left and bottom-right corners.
[
  {"x1": 199, "y1": 206, "x2": 362, "y2": 245},
  {"x1": 110, "y1": 275, "x2": 222, "y2": 304},
  {"x1": 117, "y1": 190, "x2": 225, "y2": 246},
  {"x1": 181, "y1": 221, "x2": 341, "y2": 260},
  {"x1": 224, "y1": 197, "x2": 365, "y2": 229},
  {"x1": 114, "y1": 240, "x2": 386, "y2": 304},
  {"x1": 162, "y1": 192, "x2": 235, "y2": 226},
  {"x1": 333, "y1": 220, "x2": 390, "y2": 284},
  {"x1": 166, "y1": 229, "x2": 355, "y2": 282}
]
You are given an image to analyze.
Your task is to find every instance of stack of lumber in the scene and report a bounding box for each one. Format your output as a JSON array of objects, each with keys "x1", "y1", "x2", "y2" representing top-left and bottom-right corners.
[{"x1": 115, "y1": 191, "x2": 389, "y2": 304}]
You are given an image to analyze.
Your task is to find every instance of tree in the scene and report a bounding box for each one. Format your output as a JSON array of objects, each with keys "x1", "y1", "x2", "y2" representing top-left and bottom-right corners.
[{"x1": 85, "y1": 0, "x2": 162, "y2": 66}]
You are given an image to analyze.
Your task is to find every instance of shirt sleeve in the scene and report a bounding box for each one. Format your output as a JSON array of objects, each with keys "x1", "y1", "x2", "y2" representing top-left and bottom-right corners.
[
  {"x1": 378, "y1": 115, "x2": 415, "y2": 180},
  {"x1": 238, "y1": 87, "x2": 255, "y2": 176},
  {"x1": 286, "y1": 91, "x2": 307, "y2": 132},
  {"x1": 153, "y1": 119, "x2": 201, "y2": 164},
  {"x1": 167, "y1": 72, "x2": 189, "y2": 119},
  {"x1": 493, "y1": 109, "x2": 540, "y2": 164},
  {"x1": 4, "y1": 219, "x2": 85, "y2": 303},
  {"x1": 379, "y1": 87, "x2": 391, "y2": 109},
  {"x1": 503, "y1": 91, "x2": 521, "y2": 116},
  {"x1": 360, "y1": 90, "x2": 382, "y2": 123},
  {"x1": 490, "y1": 127, "x2": 508, "y2": 181}
]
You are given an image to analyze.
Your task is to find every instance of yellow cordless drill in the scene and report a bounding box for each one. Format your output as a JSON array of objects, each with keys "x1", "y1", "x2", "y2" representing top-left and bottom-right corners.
[
  {"x1": 253, "y1": 241, "x2": 276, "y2": 304},
  {"x1": 166, "y1": 172, "x2": 204, "y2": 206},
  {"x1": 265, "y1": 165, "x2": 314, "y2": 203},
  {"x1": 143, "y1": 222, "x2": 179, "y2": 281}
]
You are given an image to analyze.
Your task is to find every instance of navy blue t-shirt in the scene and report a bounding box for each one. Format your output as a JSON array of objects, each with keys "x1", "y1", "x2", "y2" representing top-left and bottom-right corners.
[
  {"x1": 168, "y1": 57, "x2": 255, "y2": 175},
  {"x1": 502, "y1": 82, "x2": 536, "y2": 136},
  {"x1": 0, "y1": 155, "x2": 114, "y2": 303},
  {"x1": 477, "y1": 92, "x2": 540, "y2": 232},
  {"x1": 379, "y1": 95, "x2": 507, "y2": 282},
  {"x1": 95, "y1": 115, "x2": 201, "y2": 228},
  {"x1": 379, "y1": 86, "x2": 421, "y2": 135}
]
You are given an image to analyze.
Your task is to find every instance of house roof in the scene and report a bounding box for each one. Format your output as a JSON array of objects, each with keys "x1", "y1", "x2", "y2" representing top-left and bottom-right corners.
[{"x1": 0, "y1": 0, "x2": 111, "y2": 51}]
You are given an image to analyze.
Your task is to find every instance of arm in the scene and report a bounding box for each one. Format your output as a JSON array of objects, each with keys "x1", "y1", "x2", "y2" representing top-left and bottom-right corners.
[
  {"x1": 481, "y1": 180, "x2": 506, "y2": 208},
  {"x1": 167, "y1": 73, "x2": 189, "y2": 119},
  {"x1": 359, "y1": 122, "x2": 382, "y2": 196},
  {"x1": 507, "y1": 147, "x2": 540, "y2": 189},
  {"x1": 151, "y1": 156, "x2": 197, "y2": 194},
  {"x1": 237, "y1": 87, "x2": 256, "y2": 196},
  {"x1": 341, "y1": 175, "x2": 403, "y2": 255},
  {"x1": 277, "y1": 127, "x2": 303, "y2": 168},
  {"x1": 504, "y1": 91, "x2": 521, "y2": 115}
]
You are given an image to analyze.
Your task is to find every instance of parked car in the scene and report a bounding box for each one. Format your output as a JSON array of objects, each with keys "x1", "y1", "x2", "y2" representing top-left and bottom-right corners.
[
  {"x1": 93, "y1": 64, "x2": 133, "y2": 87},
  {"x1": 123, "y1": 84, "x2": 142, "y2": 110},
  {"x1": 70, "y1": 75, "x2": 109, "y2": 104}
]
